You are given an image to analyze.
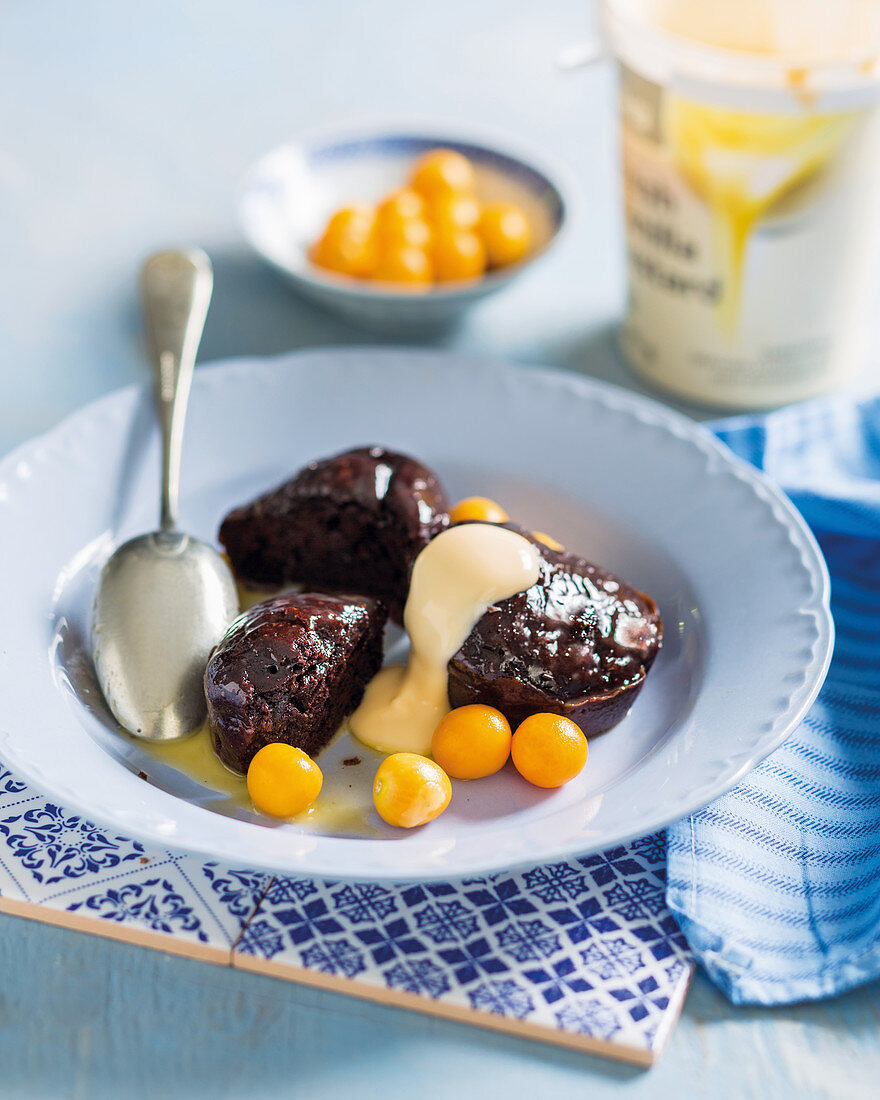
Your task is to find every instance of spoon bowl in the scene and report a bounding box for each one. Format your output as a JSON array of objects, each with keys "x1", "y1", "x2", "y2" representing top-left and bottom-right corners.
[{"x1": 93, "y1": 532, "x2": 238, "y2": 740}]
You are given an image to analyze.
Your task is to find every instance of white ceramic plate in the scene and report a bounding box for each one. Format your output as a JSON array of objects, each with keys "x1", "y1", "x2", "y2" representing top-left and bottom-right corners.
[{"x1": 0, "y1": 350, "x2": 832, "y2": 881}]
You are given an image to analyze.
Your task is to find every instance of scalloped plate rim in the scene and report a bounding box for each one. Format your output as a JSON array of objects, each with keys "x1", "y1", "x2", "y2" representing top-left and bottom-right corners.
[{"x1": 0, "y1": 350, "x2": 834, "y2": 881}]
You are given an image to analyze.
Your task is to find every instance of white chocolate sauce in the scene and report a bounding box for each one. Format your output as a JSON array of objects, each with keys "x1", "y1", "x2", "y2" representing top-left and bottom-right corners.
[{"x1": 349, "y1": 524, "x2": 541, "y2": 755}]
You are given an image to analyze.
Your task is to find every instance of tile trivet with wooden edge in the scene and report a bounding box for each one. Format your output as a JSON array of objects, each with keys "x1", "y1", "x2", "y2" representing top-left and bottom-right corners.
[
  {"x1": 234, "y1": 836, "x2": 692, "y2": 1065},
  {"x1": 0, "y1": 760, "x2": 693, "y2": 1065}
]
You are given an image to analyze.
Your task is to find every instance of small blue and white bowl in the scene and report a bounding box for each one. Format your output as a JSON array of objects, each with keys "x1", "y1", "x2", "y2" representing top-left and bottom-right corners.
[{"x1": 238, "y1": 126, "x2": 569, "y2": 331}]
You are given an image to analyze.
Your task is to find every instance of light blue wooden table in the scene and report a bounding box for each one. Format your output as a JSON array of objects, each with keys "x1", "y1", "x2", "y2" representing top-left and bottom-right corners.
[{"x1": 2, "y1": 2, "x2": 878, "y2": 1096}]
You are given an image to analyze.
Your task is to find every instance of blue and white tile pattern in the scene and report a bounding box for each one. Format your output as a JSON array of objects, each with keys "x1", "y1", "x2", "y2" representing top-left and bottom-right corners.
[
  {"x1": 236, "y1": 836, "x2": 692, "y2": 1056},
  {"x1": 0, "y1": 762, "x2": 691, "y2": 1059},
  {"x1": 0, "y1": 764, "x2": 269, "y2": 954}
]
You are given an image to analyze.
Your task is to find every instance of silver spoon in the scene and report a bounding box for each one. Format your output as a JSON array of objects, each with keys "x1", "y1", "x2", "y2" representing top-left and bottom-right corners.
[{"x1": 92, "y1": 249, "x2": 238, "y2": 740}]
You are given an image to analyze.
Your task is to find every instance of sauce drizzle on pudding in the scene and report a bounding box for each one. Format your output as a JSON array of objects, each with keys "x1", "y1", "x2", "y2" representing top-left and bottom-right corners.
[{"x1": 350, "y1": 524, "x2": 541, "y2": 755}]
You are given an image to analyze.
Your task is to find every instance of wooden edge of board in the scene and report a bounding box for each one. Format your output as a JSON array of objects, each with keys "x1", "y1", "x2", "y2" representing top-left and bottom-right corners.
[
  {"x1": 0, "y1": 894, "x2": 233, "y2": 967},
  {"x1": 232, "y1": 948, "x2": 667, "y2": 1067},
  {"x1": 0, "y1": 891, "x2": 693, "y2": 1067}
]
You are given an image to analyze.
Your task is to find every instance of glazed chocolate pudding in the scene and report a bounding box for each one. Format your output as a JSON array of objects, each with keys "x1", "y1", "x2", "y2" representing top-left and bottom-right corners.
[
  {"x1": 219, "y1": 446, "x2": 450, "y2": 613},
  {"x1": 205, "y1": 593, "x2": 388, "y2": 773},
  {"x1": 448, "y1": 527, "x2": 662, "y2": 736}
]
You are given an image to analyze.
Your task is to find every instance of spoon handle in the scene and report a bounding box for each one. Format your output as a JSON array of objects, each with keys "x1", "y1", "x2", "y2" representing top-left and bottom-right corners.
[{"x1": 141, "y1": 249, "x2": 213, "y2": 533}]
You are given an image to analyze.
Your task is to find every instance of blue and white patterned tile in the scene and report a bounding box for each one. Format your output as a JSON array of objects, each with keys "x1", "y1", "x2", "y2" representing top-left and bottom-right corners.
[
  {"x1": 233, "y1": 834, "x2": 693, "y2": 1062},
  {"x1": 0, "y1": 760, "x2": 693, "y2": 1058},
  {"x1": 0, "y1": 763, "x2": 270, "y2": 959}
]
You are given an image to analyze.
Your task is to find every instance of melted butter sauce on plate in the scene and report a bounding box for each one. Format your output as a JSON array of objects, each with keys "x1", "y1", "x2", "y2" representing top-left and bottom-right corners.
[{"x1": 136, "y1": 719, "x2": 384, "y2": 836}]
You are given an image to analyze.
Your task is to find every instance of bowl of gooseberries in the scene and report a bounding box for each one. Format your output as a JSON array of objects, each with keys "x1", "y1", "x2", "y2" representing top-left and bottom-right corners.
[{"x1": 238, "y1": 128, "x2": 568, "y2": 330}]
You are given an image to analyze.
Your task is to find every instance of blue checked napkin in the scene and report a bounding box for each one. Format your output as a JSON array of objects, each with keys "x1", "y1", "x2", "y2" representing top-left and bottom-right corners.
[{"x1": 666, "y1": 394, "x2": 880, "y2": 1006}]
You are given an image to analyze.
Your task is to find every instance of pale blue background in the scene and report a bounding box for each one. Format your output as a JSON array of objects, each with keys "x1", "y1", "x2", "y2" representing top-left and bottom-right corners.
[{"x1": 1, "y1": 1, "x2": 879, "y2": 1096}]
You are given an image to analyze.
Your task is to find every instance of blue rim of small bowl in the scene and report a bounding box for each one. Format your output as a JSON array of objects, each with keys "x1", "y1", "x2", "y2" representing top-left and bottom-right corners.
[{"x1": 239, "y1": 123, "x2": 573, "y2": 301}]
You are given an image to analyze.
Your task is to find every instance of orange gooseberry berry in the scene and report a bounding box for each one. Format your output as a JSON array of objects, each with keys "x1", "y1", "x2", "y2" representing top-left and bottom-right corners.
[
  {"x1": 428, "y1": 192, "x2": 481, "y2": 232},
  {"x1": 377, "y1": 216, "x2": 433, "y2": 250},
  {"x1": 377, "y1": 188, "x2": 426, "y2": 224},
  {"x1": 323, "y1": 203, "x2": 376, "y2": 239},
  {"x1": 511, "y1": 714, "x2": 588, "y2": 788},
  {"x1": 450, "y1": 496, "x2": 509, "y2": 524},
  {"x1": 372, "y1": 243, "x2": 433, "y2": 286},
  {"x1": 478, "y1": 202, "x2": 532, "y2": 267},
  {"x1": 309, "y1": 231, "x2": 378, "y2": 278},
  {"x1": 373, "y1": 753, "x2": 452, "y2": 828},
  {"x1": 410, "y1": 148, "x2": 476, "y2": 200},
  {"x1": 309, "y1": 204, "x2": 378, "y2": 278},
  {"x1": 432, "y1": 705, "x2": 512, "y2": 780},
  {"x1": 247, "y1": 743, "x2": 323, "y2": 818},
  {"x1": 532, "y1": 531, "x2": 564, "y2": 551},
  {"x1": 432, "y1": 227, "x2": 487, "y2": 282}
]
